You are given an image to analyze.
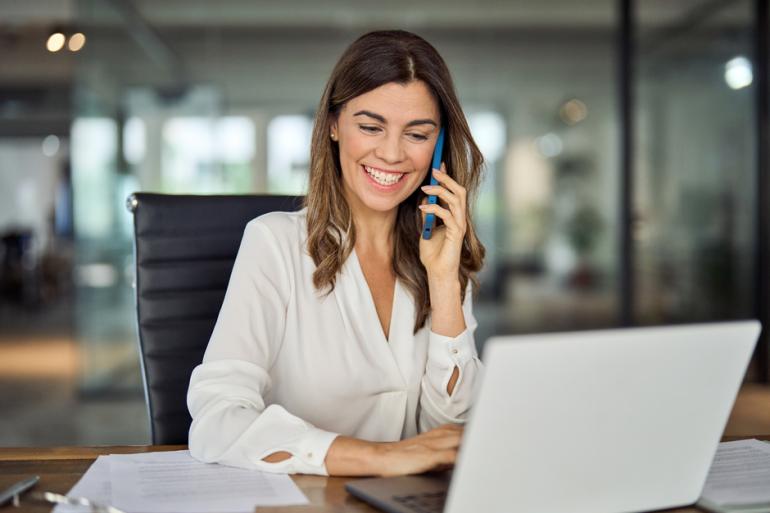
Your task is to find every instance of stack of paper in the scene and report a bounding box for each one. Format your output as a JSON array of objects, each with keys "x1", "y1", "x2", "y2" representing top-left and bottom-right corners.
[
  {"x1": 697, "y1": 439, "x2": 770, "y2": 513},
  {"x1": 55, "y1": 450, "x2": 309, "y2": 513}
]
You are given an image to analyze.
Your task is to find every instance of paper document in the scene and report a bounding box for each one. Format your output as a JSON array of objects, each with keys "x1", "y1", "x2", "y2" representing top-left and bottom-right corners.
[
  {"x1": 698, "y1": 439, "x2": 770, "y2": 513},
  {"x1": 54, "y1": 450, "x2": 309, "y2": 513},
  {"x1": 109, "y1": 450, "x2": 308, "y2": 512}
]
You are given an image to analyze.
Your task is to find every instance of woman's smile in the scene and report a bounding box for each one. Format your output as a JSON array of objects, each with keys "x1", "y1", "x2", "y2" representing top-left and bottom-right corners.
[{"x1": 361, "y1": 164, "x2": 409, "y2": 191}]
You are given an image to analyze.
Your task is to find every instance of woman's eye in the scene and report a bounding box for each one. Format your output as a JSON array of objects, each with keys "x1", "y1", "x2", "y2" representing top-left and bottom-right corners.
[
  {"x1": 359, "y1": 125, "x2": 381, "y2": 133},
  {"x1": 408, "y1": 133, "x2": 429, "y2": 141}
]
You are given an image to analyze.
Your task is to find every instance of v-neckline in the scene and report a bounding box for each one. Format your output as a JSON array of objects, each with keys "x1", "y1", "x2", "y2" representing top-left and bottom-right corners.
[{"x1": 351, "y1": 248, "x2": 398, "y2": 345}]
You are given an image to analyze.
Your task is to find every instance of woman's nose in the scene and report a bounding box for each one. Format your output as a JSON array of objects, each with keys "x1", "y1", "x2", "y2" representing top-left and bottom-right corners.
[{"x1": 374, "y1": 133, "x2": 405, "y2": 164}]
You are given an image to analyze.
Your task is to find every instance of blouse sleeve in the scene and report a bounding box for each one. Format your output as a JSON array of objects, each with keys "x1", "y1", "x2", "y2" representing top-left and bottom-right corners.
[
  {"x1": 187, "y1": 219, "x2": 339, "y2": 475},
  {"x1": 418, "y1": 281, "x2": 484, "y2": 433}
]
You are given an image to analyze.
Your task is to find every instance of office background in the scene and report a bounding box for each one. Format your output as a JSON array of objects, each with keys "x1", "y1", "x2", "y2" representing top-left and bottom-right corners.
[{"x1": 0, "y1": 0, "x2": 768, "y2": 445}]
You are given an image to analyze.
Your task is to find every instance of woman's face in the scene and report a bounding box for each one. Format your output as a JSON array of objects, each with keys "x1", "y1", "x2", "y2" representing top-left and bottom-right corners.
[{"x1": 331, "y1": 80, "x2": 441, "y2": 215}]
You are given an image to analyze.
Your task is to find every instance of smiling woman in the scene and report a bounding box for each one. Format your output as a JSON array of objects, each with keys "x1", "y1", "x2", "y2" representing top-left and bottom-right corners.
[
  {"x1": 308, "y1": 31, "x2": 485, "y2": 334},
  {"x1": 187, "y1": 29, "x2": 487, "y2": 479}
]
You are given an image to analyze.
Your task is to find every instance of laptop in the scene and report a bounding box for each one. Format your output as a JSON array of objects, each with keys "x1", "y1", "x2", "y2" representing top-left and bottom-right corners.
[{"x1": 346, "y1": 321, "x2": 761, "y2": 513}]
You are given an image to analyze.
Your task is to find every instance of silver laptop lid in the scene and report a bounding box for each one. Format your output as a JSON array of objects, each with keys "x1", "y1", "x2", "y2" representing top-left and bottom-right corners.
[{"x1": 446, "y1": 321, "x2": 760, "y2": 513}]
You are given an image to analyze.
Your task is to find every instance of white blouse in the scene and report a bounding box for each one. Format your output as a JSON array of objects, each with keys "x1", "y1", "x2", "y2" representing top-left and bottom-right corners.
[{"x1": 187, "y1": 208, "x2": 482, "y2": 475}]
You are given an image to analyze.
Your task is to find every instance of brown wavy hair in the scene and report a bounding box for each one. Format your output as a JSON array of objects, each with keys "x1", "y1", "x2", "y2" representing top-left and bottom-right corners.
[{"x1": 304, "y1": 29, "x2": 485, "y2": 334}]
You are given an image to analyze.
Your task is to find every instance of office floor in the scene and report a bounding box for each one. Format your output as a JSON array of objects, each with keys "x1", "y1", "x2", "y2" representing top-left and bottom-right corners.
[
  {"x1": 0, "y1": 296, "x2": 149, "y2": 446},
  {"x1": 1, "y1": 331, "x2": 769, "y2": 447},
  {"x1": 0, "y1": 335, "x2": 149, "y2": 446}
]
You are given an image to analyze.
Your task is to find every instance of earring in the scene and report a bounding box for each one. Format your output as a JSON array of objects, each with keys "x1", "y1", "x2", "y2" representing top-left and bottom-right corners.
[{"x1": 331, "y1": 132, "x2": 337, "y2": 141}]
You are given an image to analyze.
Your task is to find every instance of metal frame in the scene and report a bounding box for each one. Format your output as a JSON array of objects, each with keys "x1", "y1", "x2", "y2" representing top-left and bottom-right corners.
[
  {"x1": 755, "y1": 0, "x2": 769, "y2": 382},
  {"x1": 619, "y1": 0, "x2": 635, "y2": 327}
]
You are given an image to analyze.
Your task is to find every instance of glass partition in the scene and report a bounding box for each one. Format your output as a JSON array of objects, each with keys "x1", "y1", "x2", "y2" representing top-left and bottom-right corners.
[{"x1": 634, "y1": 0, "x2": 756, "y2": 324}]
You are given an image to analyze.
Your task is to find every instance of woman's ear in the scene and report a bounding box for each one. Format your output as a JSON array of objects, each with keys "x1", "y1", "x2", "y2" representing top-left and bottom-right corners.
[{"x1": 330, "y1": 119, "x2": 339, "y2": 141}]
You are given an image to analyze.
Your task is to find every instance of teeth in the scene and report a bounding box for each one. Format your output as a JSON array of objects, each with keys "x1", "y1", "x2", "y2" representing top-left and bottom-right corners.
[{"x1": 364, "y1": 165, "x2": 403, "y2": 186}]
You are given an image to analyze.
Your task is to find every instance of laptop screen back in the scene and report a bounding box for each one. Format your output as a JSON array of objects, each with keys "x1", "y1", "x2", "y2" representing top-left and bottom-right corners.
[{"x1": 446, "y1": 321, "x2": 760, "y2": 513}]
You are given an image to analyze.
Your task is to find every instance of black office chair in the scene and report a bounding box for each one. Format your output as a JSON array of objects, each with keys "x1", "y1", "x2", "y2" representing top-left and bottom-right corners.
[{"x1": 127, "y1": 193, "x2": 303, "y2": 444}]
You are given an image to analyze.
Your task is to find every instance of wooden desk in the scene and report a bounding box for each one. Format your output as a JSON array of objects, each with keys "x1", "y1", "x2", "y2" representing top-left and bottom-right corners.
[{"x1": 2, "y1": 439, "x2": 768, "y2": 513}]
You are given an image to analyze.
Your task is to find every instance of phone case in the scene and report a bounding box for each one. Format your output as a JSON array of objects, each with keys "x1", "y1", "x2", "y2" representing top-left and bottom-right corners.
[{"x1": 422, "y1": 126, "x2": 445, "y2": 240}]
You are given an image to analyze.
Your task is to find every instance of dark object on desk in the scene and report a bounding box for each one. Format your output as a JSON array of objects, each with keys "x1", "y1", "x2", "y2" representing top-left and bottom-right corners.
[
  {"x1": 0, "y1": 475, "x2": 39, "y2": 506},
  {"x1": 346, "y1": 472, "x2": 451, "y2": 513},
  {"x1": 127, "y1": 193, "x2": 303, "y2": 444}
]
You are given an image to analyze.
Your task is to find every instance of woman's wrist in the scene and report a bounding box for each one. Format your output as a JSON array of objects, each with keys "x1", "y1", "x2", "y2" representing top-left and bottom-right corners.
[
  {"x1": 427, "y1": 272, "x2": 461, "y2": 294},
  {"x1": 324, "y1": 435, "x2": 390, "y2": 477}
]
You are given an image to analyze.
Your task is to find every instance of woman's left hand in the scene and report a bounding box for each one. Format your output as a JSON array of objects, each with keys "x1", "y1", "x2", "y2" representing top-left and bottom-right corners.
[{"x1": 418, "y1": 162, "x2": 467, "y2": 280}]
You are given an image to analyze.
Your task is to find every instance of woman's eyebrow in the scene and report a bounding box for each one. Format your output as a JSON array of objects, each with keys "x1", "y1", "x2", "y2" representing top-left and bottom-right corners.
[{"x1": 353, "y1": 110, "x2": 437, "y2": 128}]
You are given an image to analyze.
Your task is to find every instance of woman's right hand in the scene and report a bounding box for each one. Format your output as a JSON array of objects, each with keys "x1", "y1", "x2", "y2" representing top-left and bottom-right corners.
[
  {"x1": 324, "y1": 423, "x2": 464, "y2": 477},
  {"x1": 374, "y1": 423, "x2": 464, "y2": 477}
]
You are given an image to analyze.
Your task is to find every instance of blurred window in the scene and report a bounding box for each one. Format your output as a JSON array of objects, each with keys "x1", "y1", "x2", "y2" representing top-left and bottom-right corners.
[
  {"x1": 124, "y1": 117, "x2": 146, "y2": 166},
  {"x1": 71, "y1": 117, "x2": 118, "y2": 239},
  {"x1": 161, "y1": 116, "x2": 256, "y2": 194},
  {"x1": 467, "y1": 110, "x2": 506, "y2": 289},
  {"x1": 267, "y1": 115, "x2": 313, "y2": 195}
]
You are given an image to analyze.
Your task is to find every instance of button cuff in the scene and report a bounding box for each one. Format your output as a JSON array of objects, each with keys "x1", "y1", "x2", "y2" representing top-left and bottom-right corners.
[
  {"x1": 293, "y1": 426, "x2": 339, "y2": 475},
  {"x1": 428, "y1": 328, "x2": 477, "y2": 369}
]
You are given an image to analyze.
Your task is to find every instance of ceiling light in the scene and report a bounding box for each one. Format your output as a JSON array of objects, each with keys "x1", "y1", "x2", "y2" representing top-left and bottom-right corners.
[
  {"x1": 559, "y1": 99, "x2": 588, "y2": 125},
  {"x1": 68, "y1": 32, "x2": 86, "y2": 52},
  {"x1": 46, "y1": 32, "x2": 65, "y2": 52},
  {"x1": 42, "y1": 135, "x2": 60, "y2": 157},
  {"x1": 725, "y1": 56, "x2": 752, "y2": 90}
]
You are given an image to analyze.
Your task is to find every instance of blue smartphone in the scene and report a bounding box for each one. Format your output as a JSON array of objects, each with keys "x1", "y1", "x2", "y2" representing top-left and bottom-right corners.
[{"x1": 422, "y1": 126, "x2": 445, "y2": 240}]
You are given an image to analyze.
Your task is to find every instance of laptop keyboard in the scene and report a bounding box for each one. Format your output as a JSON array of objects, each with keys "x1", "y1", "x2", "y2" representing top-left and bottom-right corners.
[{"x1": 392, "y1": 491, "x2": 447, "y2": 513}]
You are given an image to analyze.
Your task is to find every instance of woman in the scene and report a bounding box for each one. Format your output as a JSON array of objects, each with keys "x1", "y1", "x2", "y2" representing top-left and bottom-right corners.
[{"x1": 187, "y1": 29, "x2": 485, "y2": 477}]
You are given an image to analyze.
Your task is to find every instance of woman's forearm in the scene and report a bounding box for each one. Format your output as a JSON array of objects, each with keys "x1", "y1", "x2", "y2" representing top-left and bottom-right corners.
[
  {"x1": 324, "y1": 435, "x2": 385, "y2": 476},
  {"x1": 427, "y1": 275, "x2": 464, "y2": 337},
  {"x1": 427, "y1": 274, "x2": 464, "y2": 395}
]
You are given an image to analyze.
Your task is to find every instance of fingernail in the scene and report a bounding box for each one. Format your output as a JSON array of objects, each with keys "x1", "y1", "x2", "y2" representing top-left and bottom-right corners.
[
  {"x1": 420, "y1": 185, "x2": 430, "y2": 191},
  {"x1": 418, "y1": 205, "x2": 427, "y2": 210}
]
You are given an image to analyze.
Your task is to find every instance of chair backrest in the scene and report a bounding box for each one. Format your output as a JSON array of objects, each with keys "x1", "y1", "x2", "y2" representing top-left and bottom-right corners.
[{"x1": 128, "y1": 193, "x2": 303, "y2": 444}]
